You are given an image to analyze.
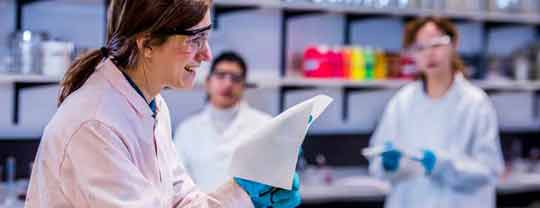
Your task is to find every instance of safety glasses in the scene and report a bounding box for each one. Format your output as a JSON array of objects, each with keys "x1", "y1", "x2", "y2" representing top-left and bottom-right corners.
[
  {"x1": 156, "y1": 25, "x2": 212, "y2": 51},
  {"x1": 211, "y1": 71, "x2": 245, "y2": 83},
  {"x1": 407, "y1": 35, "x2": 451, "y2": 54}
]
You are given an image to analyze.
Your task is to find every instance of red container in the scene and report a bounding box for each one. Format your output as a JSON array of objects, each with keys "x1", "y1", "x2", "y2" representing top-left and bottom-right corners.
[
  {"x1": 303, "y1": 45, "x2": 333, "y2": 78},
  {"x1": 341, "y1": 48, "x2": 352, "y2": 79},
  {"x1": 399, "y1": 54, "x2": 417, "y2": 79},
  {"x1": 329, "y1": 47, "x2": 346, "y2": 78}
]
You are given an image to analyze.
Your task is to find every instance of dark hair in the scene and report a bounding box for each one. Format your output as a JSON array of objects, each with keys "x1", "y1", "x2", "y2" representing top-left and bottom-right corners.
[
  {"x1": 403, "y1": 17, "x2": 465, "y2": 75},
  {"x1": 208, "y1": 51, "x2": 248, "y2": 80},
  {"x1": 58, "y1": 0, "x2": 212, "y2": 105}
]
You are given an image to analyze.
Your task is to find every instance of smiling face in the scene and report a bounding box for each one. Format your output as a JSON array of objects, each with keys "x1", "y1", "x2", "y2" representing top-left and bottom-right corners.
[{"x1": 144, "y1": 10, "x2": 213, "y2": 90}]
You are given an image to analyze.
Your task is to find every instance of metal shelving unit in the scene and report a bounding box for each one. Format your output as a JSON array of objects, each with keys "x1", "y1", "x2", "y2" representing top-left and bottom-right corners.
[
  {"x1": 0, "y1": 74, "x2": 61, "y2": 84},
  {"x1": 4, "y1": 0, "x2": 540, "y2": 133}
]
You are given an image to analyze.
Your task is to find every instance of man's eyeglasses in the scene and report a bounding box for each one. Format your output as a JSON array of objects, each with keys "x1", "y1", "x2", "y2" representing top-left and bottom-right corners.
[{"x1": 211, "y1": 71, "x2": 245, "y2": 83}]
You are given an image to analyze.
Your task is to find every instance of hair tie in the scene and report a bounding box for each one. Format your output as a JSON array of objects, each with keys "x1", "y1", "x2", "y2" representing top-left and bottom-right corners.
[{"x1": 100, "y1": 47, "x2": 110, "y2": 57}]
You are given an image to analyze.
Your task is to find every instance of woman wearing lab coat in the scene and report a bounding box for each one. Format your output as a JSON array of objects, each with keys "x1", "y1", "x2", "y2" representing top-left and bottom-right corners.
[
  {"x1": 25, "y1": 0, "x2": 300, "y2": 207},
  {"x1": 369, "y1": 17, "x2": 504, "y2": 208}
]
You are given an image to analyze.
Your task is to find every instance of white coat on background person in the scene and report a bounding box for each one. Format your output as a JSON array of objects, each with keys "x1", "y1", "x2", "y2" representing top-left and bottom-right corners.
[
  {"x1": 368, "y1": 17, "x2": 504, "y2": 208},
  {"x1": 174, "y1": 51, "x2": 272, "y2": 192},
  {"x1": 175, "y1": 102, "x2": 272, "y2": 192}
]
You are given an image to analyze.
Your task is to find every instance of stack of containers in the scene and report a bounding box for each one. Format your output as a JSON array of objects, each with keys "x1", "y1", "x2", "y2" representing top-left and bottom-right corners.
[{"x1": 302, "y1": 45, "x2": 397, "y2": 80}]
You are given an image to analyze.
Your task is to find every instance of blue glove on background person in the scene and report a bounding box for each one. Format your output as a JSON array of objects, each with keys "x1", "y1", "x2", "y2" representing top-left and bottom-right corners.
[
  {"x1": 381, "y1": 142, "x2": 402, "y2": 172},
  {"x1": 418, "y1": 149, "x2": 437, "y2": 175}
]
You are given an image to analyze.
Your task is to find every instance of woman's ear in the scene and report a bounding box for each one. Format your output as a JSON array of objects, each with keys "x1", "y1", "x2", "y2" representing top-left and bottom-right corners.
[{"x1": 136, "y1": 33, "x2": 152, "y2": 58}]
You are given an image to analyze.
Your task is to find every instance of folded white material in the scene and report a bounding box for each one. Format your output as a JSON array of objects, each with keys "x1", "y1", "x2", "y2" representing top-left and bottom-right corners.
[{"x1": 229, "y1": 95, "x2": 333, "y2": 190}]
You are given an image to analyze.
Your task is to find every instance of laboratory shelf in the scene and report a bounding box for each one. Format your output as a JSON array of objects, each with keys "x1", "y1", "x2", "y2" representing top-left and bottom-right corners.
[
  {"x1": 2, "y1": 73, "x2": 539, "y2": 92},
  {"x1": 279, "y1": 78, "x2": 410, "y2": 89},
  {"x1": 4, "y1": 73, "x2": 539, "y2": 123},
  {"x1": 214, "y1": 0, "x2": 540, "y2": 25},
  {"x1": 0, "y1": 74, "x2": 60, "y2": 125},
  {"x1": 0, "y1": 74, "x2": 62, "y2": 84},
  {"x1": 276, "y1": 77, "x2": 540, "y2": 91}
]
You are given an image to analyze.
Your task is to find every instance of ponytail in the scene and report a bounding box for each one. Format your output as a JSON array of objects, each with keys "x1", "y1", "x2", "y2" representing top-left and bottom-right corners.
[{"x1": 58, "y1": 49, "x2": 105, "y2": 106}]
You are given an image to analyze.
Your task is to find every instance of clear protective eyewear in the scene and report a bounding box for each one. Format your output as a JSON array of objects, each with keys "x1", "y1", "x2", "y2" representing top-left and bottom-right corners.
[
  {"x1": 407, "y1": 35, "x2": 451, "y2": 54},
  {"x1": 212, "y1": 71, "x2": 245, "y2": 83},
  {"x1": 156, "y1": 24, "x2": 212, "y2": 51}
]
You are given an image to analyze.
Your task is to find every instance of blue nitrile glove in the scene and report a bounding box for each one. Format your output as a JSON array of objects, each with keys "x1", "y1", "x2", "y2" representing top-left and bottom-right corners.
[
  {"x1": 381, "y1": 142, "x2": 402, "y2": 172},
  {"x1": 419, "y1": 149, "x2": 437, "y2": 175},
  {"x1": 269, "y1": 173, "x2": 301, "y2": 208},
  {"x1": 235, "y1": 173, "x2": 301, "y2": 208},
  {"x1": 234, "y1": 177, "x2": 273, "y2": 207}
]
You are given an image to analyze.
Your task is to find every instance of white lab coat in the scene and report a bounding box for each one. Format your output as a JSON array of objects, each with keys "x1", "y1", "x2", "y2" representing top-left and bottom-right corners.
[
  {"x1": 369, "y1": 74, "x2": 504, "y2": 208},
  {"x1": 25, "y1": 59, "x2": 253, "y2": 208},
  {"x1": 174, "y1": 102, "x2": 272, "y2": 192}
]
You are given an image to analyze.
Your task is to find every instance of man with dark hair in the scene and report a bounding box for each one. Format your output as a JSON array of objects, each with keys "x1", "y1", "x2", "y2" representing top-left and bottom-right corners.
[{"x1": 174, "y1": 51, "x2": 273, "y2": 192}]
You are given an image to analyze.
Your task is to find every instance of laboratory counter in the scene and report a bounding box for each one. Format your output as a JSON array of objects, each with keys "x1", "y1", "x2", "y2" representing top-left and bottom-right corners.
[
  {"x1": 1, "y1": 167, "x2": 539, "y2": 208},
  {"x1": 299, "y1": 167, "x2": 540, "y2": 208}
]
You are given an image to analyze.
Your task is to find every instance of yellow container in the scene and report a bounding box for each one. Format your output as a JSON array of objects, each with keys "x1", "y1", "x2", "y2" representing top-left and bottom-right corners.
[
  {"x1": 374, "y1": 50, "x2": 388, "y2": 80},
  {"x1": 350, "y1": 47, "x2": 365, "y2": 80}
]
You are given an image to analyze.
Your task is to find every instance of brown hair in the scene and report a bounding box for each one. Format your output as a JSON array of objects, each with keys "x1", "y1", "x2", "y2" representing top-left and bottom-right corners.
[
  {"x1": 58, "y1": 0, "x2": 211, "y2": 105},
  {"x1": 403, "y1": 17, "x2": 465, "y2": 76}
]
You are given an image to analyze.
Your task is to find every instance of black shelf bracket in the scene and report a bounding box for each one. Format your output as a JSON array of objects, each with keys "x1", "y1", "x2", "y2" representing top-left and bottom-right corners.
[
  {"x1": 12, "y1": 81, "x2": 58, "y2": 124},
  {"x1": 536, "y1": 24, "x2": 540, "y2": 41},
  {"x1": 534, "y1": 90, "x2": 540, "y2": 119},
  {"x1": 279, "y1": 86, "x2": 317, "y2": 113},
  {"x1": 342, "y1": 86, "x2": 387, "y2": 121},
  {"x1": 213, "y1": 5, "x2": 260, "y2": 30},
  {"x1": 15, "y1": 0, "x2": 42, "y2": 30}
]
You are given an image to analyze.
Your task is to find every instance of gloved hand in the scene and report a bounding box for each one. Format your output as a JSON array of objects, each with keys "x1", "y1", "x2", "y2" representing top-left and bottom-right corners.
[
  {"x1": 269, "y1": 173, "x2": 301, "y2": 208},
  {"x1": 419, "y1": 149, "x2": 437, "y2": 175},
  {"x1": 235, "y1": 173, "x2": 301, "y2": 208},
  {"x1": 381, "y1": 142, "x2": 402, "y2": 172}
]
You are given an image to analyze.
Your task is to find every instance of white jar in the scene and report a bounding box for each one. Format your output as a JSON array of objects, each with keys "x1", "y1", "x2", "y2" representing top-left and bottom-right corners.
[{"x1": 41, "y1": 41, "x2": 74, "y2": 78}]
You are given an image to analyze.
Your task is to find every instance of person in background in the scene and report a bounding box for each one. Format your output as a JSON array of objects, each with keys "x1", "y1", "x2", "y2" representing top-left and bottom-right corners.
[
  {"x1": 368, "y1": 17, "x2": 504, "y2": 208},
  {"x1": 174, "y1": 51, "x2": 274, "y2": 192},
  {"x1": 24, "y1": 0, "x2": 300, "y2": 207}
]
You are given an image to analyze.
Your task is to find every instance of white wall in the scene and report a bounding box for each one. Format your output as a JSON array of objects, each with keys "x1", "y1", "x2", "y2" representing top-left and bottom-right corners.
[
  {"x1": 350, "y1": 17, "x2": 404, "y2": 52},
  {"x1": 22, "y1": 1, "x2": 106, "y2": 48},
  {"x1": 487, "y1": 25, "x2": 536, "y2": 57},
  {"x1": 212, "y1": 8, "x2": 282, "y2": 80}
]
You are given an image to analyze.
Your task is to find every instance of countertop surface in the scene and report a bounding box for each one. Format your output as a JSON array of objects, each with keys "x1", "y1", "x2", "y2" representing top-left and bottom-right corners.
[{"x1": 1, "y1": 167, "x2": 540, "y2": 206}]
